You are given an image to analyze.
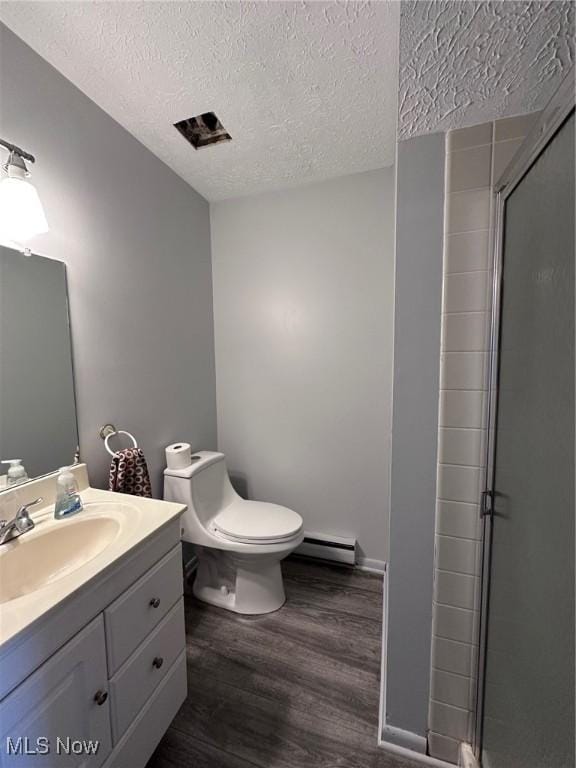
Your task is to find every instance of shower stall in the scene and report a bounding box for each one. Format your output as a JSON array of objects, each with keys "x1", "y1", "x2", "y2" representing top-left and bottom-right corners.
[{"x1": 475, "y1": 70, "x2": 575, "y2": 767}]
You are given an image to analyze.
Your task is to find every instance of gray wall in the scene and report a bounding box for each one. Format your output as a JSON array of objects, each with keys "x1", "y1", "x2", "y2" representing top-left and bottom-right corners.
[
  {"x1": 385, "y1": 133, "x2": 445, "y2": 739},
  {"x1": 210, "y1": 168, "x2": 395, "y2": 564},
  {"x1": 0, "y1": 25, "x2": 217, "y2": 493}
]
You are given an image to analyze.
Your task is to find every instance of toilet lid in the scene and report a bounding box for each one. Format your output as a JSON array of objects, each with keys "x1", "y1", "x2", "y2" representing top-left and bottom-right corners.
[{"x1": 213, "y1": 501, "x2": 303, "y2": 544}]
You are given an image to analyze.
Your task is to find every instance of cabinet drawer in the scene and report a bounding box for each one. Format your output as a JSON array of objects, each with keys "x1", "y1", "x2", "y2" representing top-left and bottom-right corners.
[
  {"x1": 104, "y1": 545, "x2": 182, "y2": 674},
  {"x1": 109, "y1": 599, "x2": 185, "y2": 743},
  {"x1": 101, "y1": 651, "x2": 186, "y2": 768}
]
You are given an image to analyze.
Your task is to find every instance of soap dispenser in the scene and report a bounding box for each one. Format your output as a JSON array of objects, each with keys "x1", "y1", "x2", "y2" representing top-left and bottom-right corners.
[
  {"x1": 54, "y1": 466, "x2": 83, "y2": 519},
  {"x1": 1, "y1": 459, "x2": 29, "y2": 486}
]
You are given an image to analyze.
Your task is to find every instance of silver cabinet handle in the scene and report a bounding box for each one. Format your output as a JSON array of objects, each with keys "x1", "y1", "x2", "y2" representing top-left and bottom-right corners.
[{"x1": 94, "y1": 690, "x2": 108, "y2": 706}]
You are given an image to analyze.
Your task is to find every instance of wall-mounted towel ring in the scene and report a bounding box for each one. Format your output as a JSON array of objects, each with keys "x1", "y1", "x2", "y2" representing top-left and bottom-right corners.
[{"x1": 100, "y1": 423, "x2": 138, "y2": 457}]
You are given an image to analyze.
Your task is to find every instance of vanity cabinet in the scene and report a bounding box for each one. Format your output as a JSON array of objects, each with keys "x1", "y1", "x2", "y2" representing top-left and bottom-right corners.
[
  {"x1": 0, "y1": 520, "x2": 186, "y2": 768},
  {"x1": 0, "y1": 616, "x2": 112, "y2": 767}
]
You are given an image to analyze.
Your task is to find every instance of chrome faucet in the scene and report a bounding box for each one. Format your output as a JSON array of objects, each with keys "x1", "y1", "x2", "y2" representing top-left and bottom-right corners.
[{"x1": 0, "y1": 497, "x2": 43, "y2": 545}]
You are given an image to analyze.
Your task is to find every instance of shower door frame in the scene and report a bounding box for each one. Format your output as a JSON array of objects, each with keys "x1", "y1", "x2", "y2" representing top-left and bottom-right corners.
[{"x1": 472, "y1": 67, "x2": 575, "y2": 760}]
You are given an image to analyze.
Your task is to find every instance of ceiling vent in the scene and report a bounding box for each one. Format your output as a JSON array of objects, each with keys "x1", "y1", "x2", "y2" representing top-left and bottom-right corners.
[{"x1": 174, "y1": 112, "x2": 231, "y2": 149}]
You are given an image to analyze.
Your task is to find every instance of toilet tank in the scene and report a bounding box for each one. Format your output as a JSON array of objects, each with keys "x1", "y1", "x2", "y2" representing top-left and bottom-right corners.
[{"x1": 163, "y1": 451, "x2": 238, "y2": 531}]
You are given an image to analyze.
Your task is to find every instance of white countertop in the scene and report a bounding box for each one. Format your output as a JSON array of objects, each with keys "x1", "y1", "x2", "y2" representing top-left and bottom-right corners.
[{"x1": 0, "y1": 481, "x2": 185, "y2": 648}]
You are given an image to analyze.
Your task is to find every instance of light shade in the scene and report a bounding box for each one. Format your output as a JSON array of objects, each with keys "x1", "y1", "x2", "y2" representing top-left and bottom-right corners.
[{"x1": 0, "y1": 171, "x2": 49, "y2": 244}]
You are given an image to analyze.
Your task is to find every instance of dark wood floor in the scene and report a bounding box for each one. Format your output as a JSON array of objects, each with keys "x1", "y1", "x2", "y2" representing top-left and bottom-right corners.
[{"x1": 147, "y1": 557, "x2": 419, "y2": 768}]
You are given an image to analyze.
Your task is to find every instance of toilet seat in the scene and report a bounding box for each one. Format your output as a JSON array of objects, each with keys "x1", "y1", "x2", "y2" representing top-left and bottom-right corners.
[{"x1": 212, "y1": 500, "x2": 303, "y2": 545}]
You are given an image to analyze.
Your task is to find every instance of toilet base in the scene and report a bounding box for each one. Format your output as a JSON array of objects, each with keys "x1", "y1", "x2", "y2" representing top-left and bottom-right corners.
[{"x1": 193, "y1": 548, "x2": 288, "y2": 615}]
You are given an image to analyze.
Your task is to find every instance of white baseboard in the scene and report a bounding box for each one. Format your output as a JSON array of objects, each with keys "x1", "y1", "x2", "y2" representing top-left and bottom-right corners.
[
  {"x1": 459, "y1": 743, "x2": 479, "y2": 768},
  {"x1": 356, "y1": 557, "x2": 386, "y2": 573},
  {"x1": 378, "y1": 738, "x2": 457, "y2": 768},
  {"x1": 381, "y1": 724, "x2": 427, "y2": 753},
  {"x1": 378, "y1": 564, "x2": 388, "y2": 740},
  {"x1": 294, "y1": 531, "x2": 356, "y2": 565}
]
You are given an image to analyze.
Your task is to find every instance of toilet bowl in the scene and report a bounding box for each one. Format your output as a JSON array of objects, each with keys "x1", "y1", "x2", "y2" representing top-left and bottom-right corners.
[{"x1": 163, "y1": 451, "x2": 304, "y2": 614}]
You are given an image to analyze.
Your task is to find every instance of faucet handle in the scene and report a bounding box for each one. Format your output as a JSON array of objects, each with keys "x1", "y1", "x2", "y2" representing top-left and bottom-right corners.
[{"x1": 17, "y1": 497, "x2": 43, "y2": 520}]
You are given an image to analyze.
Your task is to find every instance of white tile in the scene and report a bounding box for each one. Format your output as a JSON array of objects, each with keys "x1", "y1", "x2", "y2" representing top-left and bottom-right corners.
[
  {"x1": 447, "y1": 189, "x2": 492, "y2": 234},
  {"x1": 432, "y1": 636, "x2": 473, "y2": 677},
  {"x1": 436, "y1": 500, "x2": 482, "y2": 540},
  {"x1": 438, "y1": 464, "x2": 483, "y2": 504},
  {"x1": 431, "y1": 669, "x2": 471, "y2": 709},
  {"x1": 436, "y1": 535, "x2": 479, "y2": 575},
  {"x1": 433, "y1": 604, "x2": 477, "y2": 643},
  {"x1": 442, "y1": 312, "x2": 490, "y2": 352},
  {"x1": 435, "y1": 570, "x2": 477, "y2": 610},
  {"x1": 494, "y1": 112, "x2": 539, "y2": 141},
  {"x1": 448, "y1": 144, "x2": 492, "y2": 192},
  {"x1": 439, "y1": 390, "x2": 487, "y2": 429},
  {"x1": 438, "y1": 428, "x2": 486, "y2": 466},
  {"x1": 440, "y1": 352, "x2": 488, "y2": 390},
  {"x1": 428, "y1": 731, "x2": 461, "y2": 763},
  {"x1": 429, "y1": 700, "x2": 470, "y2": 741},
  {"x1": 443, "y1": 272, "x2": 491, "y2": 313},
  {"x1": 447, "y1": 122, "x2": 492, "y2": 151},
  {"x1": 492, "y1": 137, "x2": 524, "y2": 182},
  {"x1": 445, "y1": 230, "x2": 492, "y2": 274}
]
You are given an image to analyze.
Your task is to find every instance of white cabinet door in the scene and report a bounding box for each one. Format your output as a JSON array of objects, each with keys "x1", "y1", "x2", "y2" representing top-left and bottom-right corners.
[{"x1": 0, "y1": 616, "x2": 112, "y2": 767}]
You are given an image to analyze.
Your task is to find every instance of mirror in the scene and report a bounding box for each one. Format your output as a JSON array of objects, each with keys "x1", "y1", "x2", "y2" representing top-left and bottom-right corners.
[{"x1": 0, "y1": 245, "x2": 79, "y2": 488}]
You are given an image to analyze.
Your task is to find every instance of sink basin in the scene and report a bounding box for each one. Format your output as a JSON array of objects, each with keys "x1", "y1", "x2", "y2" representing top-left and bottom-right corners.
[{"x1": 0, "y1": 514, "x2": 121, "y2": 603}]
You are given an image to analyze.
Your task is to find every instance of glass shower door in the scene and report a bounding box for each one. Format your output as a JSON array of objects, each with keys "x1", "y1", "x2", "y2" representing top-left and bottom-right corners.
[{"x1": 480, "y1": 111, "x2": 575, "y2": 768}]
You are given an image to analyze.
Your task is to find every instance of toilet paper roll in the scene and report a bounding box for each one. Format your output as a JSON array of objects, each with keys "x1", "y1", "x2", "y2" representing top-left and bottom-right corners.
[{"x1": 166, "y1": 442, "x2": 192, "y2": 470}]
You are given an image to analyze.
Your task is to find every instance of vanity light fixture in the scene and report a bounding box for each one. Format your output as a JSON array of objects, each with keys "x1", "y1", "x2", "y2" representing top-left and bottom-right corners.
[{"x1": 0, "y1": 138, "x2": 49, "y2": 248}]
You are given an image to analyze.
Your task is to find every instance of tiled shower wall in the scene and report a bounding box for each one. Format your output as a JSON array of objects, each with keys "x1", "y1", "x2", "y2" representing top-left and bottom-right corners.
[{"x1": 427, "y1": 114, "x2": 538, "y2": 764}]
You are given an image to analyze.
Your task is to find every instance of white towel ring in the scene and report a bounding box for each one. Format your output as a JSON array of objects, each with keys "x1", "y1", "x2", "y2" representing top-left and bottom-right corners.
[{"x1": 104, "y1": 430, "x2": 138, "y2": 457}]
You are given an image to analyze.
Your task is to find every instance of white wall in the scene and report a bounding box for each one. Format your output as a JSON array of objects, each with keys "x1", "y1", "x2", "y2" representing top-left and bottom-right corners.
[
  {"x1": 0, "y1": 25, "x2": 217, "y2": 493},
  {"x1": 210, "y1": 169, "x2": 394, "y2": 564}
]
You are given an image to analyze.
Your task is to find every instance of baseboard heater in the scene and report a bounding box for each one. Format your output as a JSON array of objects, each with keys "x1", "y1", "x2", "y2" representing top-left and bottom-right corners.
[{"x1": 294, "y1": 532, "x2": 356, "y2": 566}]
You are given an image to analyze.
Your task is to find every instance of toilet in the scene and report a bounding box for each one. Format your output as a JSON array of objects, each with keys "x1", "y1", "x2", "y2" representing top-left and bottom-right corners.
[{"x1": 164, "y1": 451, "x2": 304, "y2": 614}]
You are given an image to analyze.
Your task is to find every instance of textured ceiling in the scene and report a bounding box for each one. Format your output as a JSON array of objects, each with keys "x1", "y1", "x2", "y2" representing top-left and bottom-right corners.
[
  {"x1": 0, "y1": 1, "x2": 399, "y2": 201},
  {"x1": 399, "y1": 0, "x2": 575, "y2": 139}
]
